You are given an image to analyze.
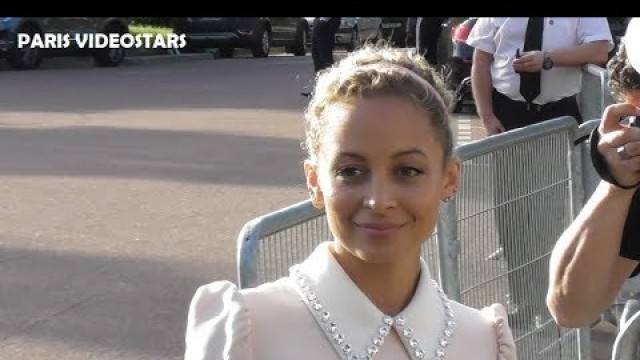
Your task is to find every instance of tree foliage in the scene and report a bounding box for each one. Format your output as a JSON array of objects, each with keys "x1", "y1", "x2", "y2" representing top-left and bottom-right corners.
[{"x1": 130, "y1": 18, "x2": 176, "y2": 28}]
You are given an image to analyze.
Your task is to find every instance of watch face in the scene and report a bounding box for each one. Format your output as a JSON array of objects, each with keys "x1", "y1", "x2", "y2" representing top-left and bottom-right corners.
[{"x1": 543, "y1": 54, "x2": 553, "y2": 70}]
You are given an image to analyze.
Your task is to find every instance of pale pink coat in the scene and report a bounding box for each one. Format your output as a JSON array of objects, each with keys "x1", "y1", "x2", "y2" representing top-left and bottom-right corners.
[{"x1": 184, "y1": 242, "x2": 517, "y2": 360}]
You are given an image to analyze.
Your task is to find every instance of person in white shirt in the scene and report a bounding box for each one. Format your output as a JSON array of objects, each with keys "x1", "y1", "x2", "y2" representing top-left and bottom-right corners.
[
  {"x1": 463, "y1": 18, "x2": 613, "y2": 333},
  {"x1": 467, "y1": 17, "x2": 613, "y2": 134},
  {"x1": 183, "y1": 44, "x2": 517, "y2": 360}
]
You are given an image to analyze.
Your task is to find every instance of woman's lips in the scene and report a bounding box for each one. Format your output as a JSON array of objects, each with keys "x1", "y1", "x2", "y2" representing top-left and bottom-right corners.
[{"x1": 357, "y1": 222, "x2": 405, "y2": 236}]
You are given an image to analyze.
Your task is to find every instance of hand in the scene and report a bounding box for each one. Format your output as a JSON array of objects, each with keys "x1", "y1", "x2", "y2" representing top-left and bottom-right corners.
[
  {"x1": 512, "y1": 50, "x2": 543, "y2": 73},
  {"x1": 481, "y1": 114, "x2": 506, "y2": 136},
  {"x1": 597, "y1": 103, "x2": 640, "y2": 189}
]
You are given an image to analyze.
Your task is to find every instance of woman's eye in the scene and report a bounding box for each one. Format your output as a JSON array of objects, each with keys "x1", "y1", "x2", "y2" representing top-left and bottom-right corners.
[
  {"x1": 397, "y1": 166, "x2": 423, "y2": 177},
  {"x1": 336, "y1": 167, "x2": 362, "y2": 178}
]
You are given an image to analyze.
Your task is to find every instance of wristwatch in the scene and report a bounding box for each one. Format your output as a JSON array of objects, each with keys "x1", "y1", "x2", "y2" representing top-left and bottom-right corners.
[{"x1": 542, "y1": 52, "x2": 554, "y2": 70}]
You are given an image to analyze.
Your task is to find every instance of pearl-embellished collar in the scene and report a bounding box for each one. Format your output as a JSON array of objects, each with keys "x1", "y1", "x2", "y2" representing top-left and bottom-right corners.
[{"x1": 290, "y1": 242, "x2": 455, "y2": 359}]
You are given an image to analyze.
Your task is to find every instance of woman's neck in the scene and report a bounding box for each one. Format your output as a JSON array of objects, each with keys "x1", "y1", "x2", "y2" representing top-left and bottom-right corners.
[{"x1": 329, "y1": 244, "x2": 422, "y2": 316}]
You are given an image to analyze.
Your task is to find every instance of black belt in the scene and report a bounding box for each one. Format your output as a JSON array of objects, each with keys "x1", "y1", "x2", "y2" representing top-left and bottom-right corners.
[
  {"x1": 519, "y1": 95, "x2": 577, "y2": 113},
  {"x1": 494, "y1": 90, "x2": 577, "y2": 113}
]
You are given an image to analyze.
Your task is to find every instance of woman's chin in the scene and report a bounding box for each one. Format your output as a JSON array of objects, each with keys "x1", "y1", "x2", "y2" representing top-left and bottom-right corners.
[
  {"x1": 331, "y1": 239, "x2": 419, "y2": 265},
  {"x1": 352, "y1": 242, "x2": 406, "y2": 264}
]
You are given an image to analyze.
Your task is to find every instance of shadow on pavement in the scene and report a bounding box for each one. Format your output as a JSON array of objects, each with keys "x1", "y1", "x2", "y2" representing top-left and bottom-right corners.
[
  {"x1": 0, "y1": 244, "x2": 230, "y2": 358},
  {"x1": 0, "y1": 126, "x2": 306, "y2": 187}
]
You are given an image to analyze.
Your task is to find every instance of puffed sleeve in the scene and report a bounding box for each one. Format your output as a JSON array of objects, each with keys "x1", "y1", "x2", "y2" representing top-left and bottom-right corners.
[
  {"x1": 480, "y1": 303, "x2": 517, "y2": 360},
  {"x1": 184, "y1": 281, "x2": 252, "y2": 360}
]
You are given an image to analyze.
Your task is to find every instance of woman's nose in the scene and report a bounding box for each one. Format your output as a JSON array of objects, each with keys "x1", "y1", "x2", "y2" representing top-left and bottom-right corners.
[{"x1": 362, "y1": 176, "x2": 397, "y2": 211}]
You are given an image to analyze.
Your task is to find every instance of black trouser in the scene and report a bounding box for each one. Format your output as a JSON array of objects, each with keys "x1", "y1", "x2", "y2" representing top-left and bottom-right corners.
[
  {"x1": 491, "y1": 89, "x2": 581, "y2": 324},
  {"x1": 311, "y1": 18, "x2": 341, "y2": 73},
  {"x1": 492, "y1": 89, "x2": 582, "y2": 131},
  {"x1": 417, "y1": 17, "x2": 446, "y2": 65}
]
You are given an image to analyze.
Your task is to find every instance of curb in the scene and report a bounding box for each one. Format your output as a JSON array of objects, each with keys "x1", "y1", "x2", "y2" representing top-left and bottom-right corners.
[{"x1": 123, "y1": 49, "x2": 219, "y2": 65}]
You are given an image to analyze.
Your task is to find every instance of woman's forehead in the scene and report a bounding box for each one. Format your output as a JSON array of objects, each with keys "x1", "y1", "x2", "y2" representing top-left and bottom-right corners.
[
  {"x1": 322, "y1": 99, "x2": 430, "y2": 134},
  {"x1": 319, "y1": 98, "x2": 441, "y2": 154},
  {"x1": 324, "y1": 96, "x2": 427, "y2": 120}
]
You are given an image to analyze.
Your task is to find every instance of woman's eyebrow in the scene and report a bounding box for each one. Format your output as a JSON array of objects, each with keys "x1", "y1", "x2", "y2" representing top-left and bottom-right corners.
[
  {"x1": 392, "y1": 149, "x2": 428, "y2": 158},
  {"x1": 336, "y1": 152, "x2": 366, "y2": 160},
  {"x1": 335, "y1": 149, "x2": 429, "y2": 160}
]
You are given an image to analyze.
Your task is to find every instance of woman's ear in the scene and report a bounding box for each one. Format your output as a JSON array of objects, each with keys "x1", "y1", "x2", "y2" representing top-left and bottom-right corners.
[
  {"x1": 304, "y1": 160, "x2": 324, "y2": 209},
  {"x1": 441, "y1": 157, "x2": 461, "y2": 202}
]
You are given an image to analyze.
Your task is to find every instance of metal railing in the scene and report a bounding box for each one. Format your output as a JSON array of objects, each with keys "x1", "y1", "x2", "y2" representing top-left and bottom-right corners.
[
  {"x1": 236, "y1": 199, "x2": 440, "y2": 290},
  {"x1": 578, "y1": 64, "x2": 614, "y2": 122},
  {"x1": 440, "y1": 116, "x2": 585, "y2": 359},
  {"x1": 613, "y1": 304, "x2": 640, "y2": 360}
]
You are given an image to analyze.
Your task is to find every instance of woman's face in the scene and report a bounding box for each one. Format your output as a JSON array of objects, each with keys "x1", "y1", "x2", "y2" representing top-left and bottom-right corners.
[{"x1": 304, "y1": 95, "x2": 460, "y2": 266}]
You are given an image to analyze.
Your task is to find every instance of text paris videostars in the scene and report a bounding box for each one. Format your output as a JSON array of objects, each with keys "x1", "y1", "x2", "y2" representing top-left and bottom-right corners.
[{"x1": 17, "y1": 33, "x2": 188, "y2": 49}]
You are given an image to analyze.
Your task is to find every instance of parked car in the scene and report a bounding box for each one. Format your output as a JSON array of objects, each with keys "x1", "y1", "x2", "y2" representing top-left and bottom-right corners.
[
  {"x1": 334, "y1": 17, "x2": 382, "y2": 52},
  {"x1": 173, "y1": 17, "x2": 309, "y2": 58},
  {"x1": 0, "y1": 17, "x2": 130, "y2": 70}
]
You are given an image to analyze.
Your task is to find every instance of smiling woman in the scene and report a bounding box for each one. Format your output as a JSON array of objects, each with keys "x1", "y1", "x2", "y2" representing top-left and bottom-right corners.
[
  {"x1": 183, "y1": 44, "x2": 517, "y2": 360},
  {"x1": 305, "y1": 95, "x2": 451, "y2": 267}
]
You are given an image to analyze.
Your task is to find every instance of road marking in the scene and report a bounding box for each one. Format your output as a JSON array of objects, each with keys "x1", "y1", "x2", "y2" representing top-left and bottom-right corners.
[{"x1": 457, "y1": 117, "x2": 472, "y2": 145}]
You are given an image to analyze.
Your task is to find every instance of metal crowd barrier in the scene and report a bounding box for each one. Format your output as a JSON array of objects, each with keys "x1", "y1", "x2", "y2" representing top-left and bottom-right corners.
[
  {"x1": 613, "y1": 303, "x2": 640, "y2": 360},
  {"x1": 575, "y1": 64, "x2": 612, "y2": 203},
  {"x1": 575, "y1": 63, "x2": 616, "y2": 201},
  {"x1": 440, "y1": 116, "x2": 587, "y2": 359},
  {"x1": 236, "y1": 198, "x2": 440, "y2": 289},
  {"x1": 575, "y1": 119, "x2": 601, "y2": 201},
  {"x1": 579, "y1": 64, "x2": 614, "y2": 121}
]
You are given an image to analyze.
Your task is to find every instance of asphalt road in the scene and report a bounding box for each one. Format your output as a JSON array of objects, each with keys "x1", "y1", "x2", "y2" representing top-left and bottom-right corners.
[{"x1": 0, "y1": 51, "x2": 614, "y2": 360}]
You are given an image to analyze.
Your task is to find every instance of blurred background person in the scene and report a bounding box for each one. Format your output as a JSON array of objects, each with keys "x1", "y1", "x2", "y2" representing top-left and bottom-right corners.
[
  {"x1": 302, "y1": 17, "x2": 341, "y2": 97},
  {"x1": 416, "y1": 17, "x2": 447, "y2": 65},
  {"x1": 311, "y1": 17, "x2": 341, "y2": 73}
]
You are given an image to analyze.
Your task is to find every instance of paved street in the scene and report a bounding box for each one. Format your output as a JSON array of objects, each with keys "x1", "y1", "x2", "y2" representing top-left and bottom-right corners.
[{"x1": 0, "y1": 51, "x2": 614, "y2": 359}]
